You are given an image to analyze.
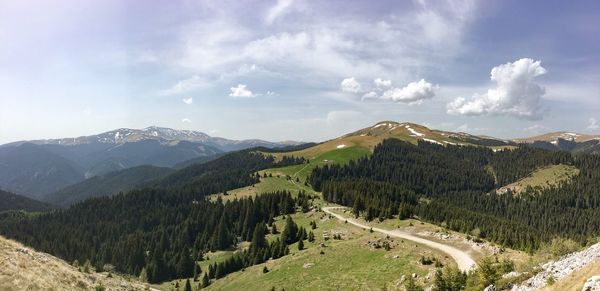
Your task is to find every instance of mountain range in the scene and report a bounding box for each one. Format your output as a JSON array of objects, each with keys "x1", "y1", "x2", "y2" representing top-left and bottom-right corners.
[
  {"x1": 0, "y1": 126, "x2": 301, "y2": 200},
  {"x1": 1, "y1": 122, "x2": 598, "y2": 204}
]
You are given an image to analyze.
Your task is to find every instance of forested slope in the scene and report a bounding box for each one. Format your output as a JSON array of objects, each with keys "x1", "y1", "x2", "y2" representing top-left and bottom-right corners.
[
  {"x1": 310, "y1": 139, "x2": 599, "y2": 251},
  {"x1": 0, "y1": 189, "x2": 54, "y2": 212},
  {"x1": 45, "y1": 165, "x2": 175, "y2": 207},
  {"x1": 0, "y1": 149, "x2": 308, "y2": 283}
]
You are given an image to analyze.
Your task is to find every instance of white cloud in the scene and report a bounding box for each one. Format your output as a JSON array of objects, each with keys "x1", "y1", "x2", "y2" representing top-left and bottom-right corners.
[
  {"x1": 340, "y1": 77, "x2": 361, "y2": 93},
  {"x1": 229, "y1": 84, "x2": 258, "y2": 98},
  {"x1": 167, "y1": 1, "x2": 476, "y2": 88},
  {"x1": 447, "y1": 58, "x2": 548, "y2": 120},
  {"x1": 265, "y1": 0, "x2": 295, "y2": 25},
  {"x1": 182, "y1": 97, "x2": 193, "y2": 104},
  {"x1": 159, "y1": 75, "x2": 207, "y2": 96},
  {"x1": 524, "y1": 124, "x2": 547, "y2": 132},
  {"x1": 374, "y1": 78, "x2": 392, "y2": 90},
  {"x1": 381, "y1": 79, "x2": 437, "y2": 103},
  {"x1": 181, "y1": 118, "x2": 191, "y2": 123},
  {"x1": 588, "y1": 118, "x2": 599, "y2": 130},
  {"x1": 362, "y1": 91, "x2": 378, "y2": 99}
]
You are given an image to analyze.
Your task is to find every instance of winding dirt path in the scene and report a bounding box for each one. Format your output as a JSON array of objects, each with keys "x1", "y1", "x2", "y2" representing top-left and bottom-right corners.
[{"x1": 322, "y1": 206, "x2": 477, "y2": 272}]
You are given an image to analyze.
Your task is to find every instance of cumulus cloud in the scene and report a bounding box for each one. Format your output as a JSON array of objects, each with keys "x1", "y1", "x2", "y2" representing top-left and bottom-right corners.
[
  {"x1": 346, "y1": 78, "x2": 437, "y2": 104},
  {"x1": 229, "y1": 84, "x2": 258, "y2": 98},
  {"x1": 374, "y1": 78, "x2": 392, "y2": 89},
  {"x1": 362, "y1": 91, "x2": 378, "y2": 99},
  {"x1": 588, "y1": 118, "x2": 599, "y2": 130},
  {"x1": 381, "y1": 79, "x2": 437, "y2": 103},
  {"x1": 447, "y1": 58, "x2": 548, "y2": 119},
  {"x1": 182, "y1": 97, "x2": 193, "y2": 104},
  {"x1": 181, "y1": 118, "x2": 191, "y2": 123},
  {"x1": 340, "y1": 77, "x2": 362, "y2": 93}
]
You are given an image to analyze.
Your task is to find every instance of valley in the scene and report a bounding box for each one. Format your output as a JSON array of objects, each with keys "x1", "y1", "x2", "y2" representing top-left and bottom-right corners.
[{"x1": 1, "y1": 121, "x2": 599, "y2": 291}]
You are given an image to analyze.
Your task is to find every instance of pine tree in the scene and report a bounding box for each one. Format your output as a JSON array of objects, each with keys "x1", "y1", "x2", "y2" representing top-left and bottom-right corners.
[
  {"x1": 176, "y1": 251, "x2": 194, "y2": 278},
  {"x1": 298, "y1": 239, "x2": 304, "y2": 250},
  {"x1": 477, "y1": 257, "x2": 499, "y2": 289},
  {"x1": 281, "y1": 216, "x2": 298, "y2": 245},
  {"x1": 184, "y1": 278, "x2": 192, "y2": 291},
  {"x1": 211, "y1": 213, "x2": 231, "y2": 250},
  {"x1": 193, "y1": 262, "x2": 201, "y2": 281},
  {"x1": 308, "y1": 231, "x2": 315, "y2": 242},
  {"x1": 399, "y1": 203, "x2": 412, "y2": 220},
  {"x1": 271, "y1": 223, "x2": 278, "y2": 234},
  {"x1": 201, "y1": 273, "x2": 210, "y2": 288},
  {"x1": 250, "y1": 223, "x2": 268, "y2": 255}
]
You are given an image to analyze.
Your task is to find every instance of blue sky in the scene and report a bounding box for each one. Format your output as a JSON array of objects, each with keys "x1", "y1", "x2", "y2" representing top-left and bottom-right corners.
[{"x1": 1, "y1": 0, "x2": 599, "y2": 143}]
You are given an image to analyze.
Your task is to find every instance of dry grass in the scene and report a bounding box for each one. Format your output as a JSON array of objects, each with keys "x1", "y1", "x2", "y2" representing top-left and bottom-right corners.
[
  {"x1": 0, "y1": 236, "x2": 153, "y2": 291},
  {"x1": 498, "y1": 164, "x2": 580, "y2": 195}
]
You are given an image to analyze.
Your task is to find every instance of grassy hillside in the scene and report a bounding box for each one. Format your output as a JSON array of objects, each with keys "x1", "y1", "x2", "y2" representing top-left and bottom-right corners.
[
  {"x1": 0, "y1": 189, "x2": 54, "y2": 212},
  {"x1": 209, "y1": 175, "x2": 315, "y2": 202},
  {"x1": 159, "y1": 209, "x2": 457, "y2": 291},
  {"x1": 0, "y1": 236, "x2": 150, "y2": 291},
  {"x1": 497, "y1": 164, "x2": 580, "y2": 195},
  {"x1": 212, "y1": 121, "x2": 515, "y2": 203}
]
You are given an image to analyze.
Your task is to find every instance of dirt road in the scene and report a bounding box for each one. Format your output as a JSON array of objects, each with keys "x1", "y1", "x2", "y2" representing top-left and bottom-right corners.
[{"x1": 322, "y1": 206, "x2": 477, "y2": 272}]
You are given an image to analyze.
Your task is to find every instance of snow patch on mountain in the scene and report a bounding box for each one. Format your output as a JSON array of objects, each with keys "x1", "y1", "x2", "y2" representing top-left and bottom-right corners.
[
  {"x1": 405, "y1": 125, "x2": 425, "y2": 137},
  {"x1": 423, "y1": 138, "x2": 443, "y2": 145}
]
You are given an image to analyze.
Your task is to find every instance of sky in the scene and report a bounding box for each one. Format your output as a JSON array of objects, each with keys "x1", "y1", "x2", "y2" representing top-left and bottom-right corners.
[{"x1": 1, "y1": 0, "x2": 599, "y2": 144}]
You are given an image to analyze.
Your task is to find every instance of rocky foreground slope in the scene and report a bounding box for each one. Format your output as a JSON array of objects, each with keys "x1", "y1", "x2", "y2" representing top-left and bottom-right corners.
[
  {"x1": 0, "y1": 236, "x2": 152, "y2": 291},
  {"x1": 512, "y1": 242, "x2": 600, "y2": 290}
]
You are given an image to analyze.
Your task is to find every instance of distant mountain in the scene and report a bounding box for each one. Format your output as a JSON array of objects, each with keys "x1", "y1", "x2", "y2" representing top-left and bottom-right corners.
[
  {"x1": 0, "y1": 126, "x2": 300, "y2": 199},
  {"x1": 45, "y1": 165, "x2": 174, "y2": 207},
  {"x1": 0, "y1": 143, "x2": 84, "y2": 199},
  {"x1": 0, "y1": 189, "x2": 54, "y2": 212},
  {"x1": 2, "y1": 126, "x2": 301, "y2": 151},
  {"x1": 514, "y1": 132, "x2": 600, "y2": 154}
]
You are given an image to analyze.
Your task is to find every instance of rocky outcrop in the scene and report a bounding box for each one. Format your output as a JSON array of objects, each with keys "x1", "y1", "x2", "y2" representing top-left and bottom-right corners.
[
  {"x1": 582, "y1": 276, "x2": 600, "y2": 291},
  {"x1": 512, "y1": 243, "x2": 600, "y2": 290}
]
